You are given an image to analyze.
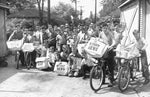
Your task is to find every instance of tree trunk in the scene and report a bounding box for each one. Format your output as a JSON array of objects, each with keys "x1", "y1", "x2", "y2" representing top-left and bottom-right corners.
[
  {"x1": 37, "y1": 0, "x2": 43, "y2": 25},
  {"x1": 41, "y1": 0, "x2": 44, "y2": 20},
  {"x1": 47, "y1": 0, "x2": 51, "y2": 24}
]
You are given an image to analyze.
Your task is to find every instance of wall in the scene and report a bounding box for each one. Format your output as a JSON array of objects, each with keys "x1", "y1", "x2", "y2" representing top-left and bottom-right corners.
[
  {"x1": 120, "y1": 1, "x2": 139, "y2": 46},
  {"x1": 146, "y1": 1, "x2": 150, "y2": 64},
  {"x1": 0, "y1": 9, "x2": 7, "y2": 57}
]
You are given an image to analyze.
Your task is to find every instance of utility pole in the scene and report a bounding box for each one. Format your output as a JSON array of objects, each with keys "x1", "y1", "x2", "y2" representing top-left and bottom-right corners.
[
  {"x1": 48, "y1": 0, "x2": 51, "y2": 24},
  {"x1": 72, "y1": 0, "x2": 79, "y2": 26},
  {"x1": 75, "y1": 0, "x2": 77, "y2": 13},
  {"x1": 79, "y1": 6, "x2": 83, "y2": 20},
  {"x1": 95, "y1": 0, "x2": 97, "y2": 23},
  {"x1": 74, "y1": 0, "x2": 80, "y2": 15}
]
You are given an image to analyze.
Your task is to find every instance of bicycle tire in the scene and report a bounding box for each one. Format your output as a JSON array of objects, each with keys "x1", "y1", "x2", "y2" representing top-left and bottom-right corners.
[
  {"x1": 25, "y1": 52, "x2": 31, "y2": 70},
  {"x1": 118, "y1": 62, "x2": 130, "y2": 92},
  {"x1": 90, "y1": 65, "x2": 103, "y2": 92},
  {"x1": 16, "y1": 54, "x2": 20, "y2": 69},
  {"x1": 130, "y1": 58, "x2": 138, "y2": 81},
  {"x1": 114, "y1": 59, "x2": 121, "y2": 81}
]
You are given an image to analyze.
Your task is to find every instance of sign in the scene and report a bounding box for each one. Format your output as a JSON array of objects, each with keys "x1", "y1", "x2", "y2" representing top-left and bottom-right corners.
[
  {"x1": 84, "y1": 38, "x2": 109, "y2": 58},
  {"x1": 54, "y1": 62, "x2": 69, "y2": 76},
  {"x1": 36, "y1": 57, "x2": 49, "y2": 69},
  {"x1": 7, "y1": 39, "x2": 24, "y2": 51},
  {"x1": 22, "y1": 43, "x2": 34, "y2": 52}
]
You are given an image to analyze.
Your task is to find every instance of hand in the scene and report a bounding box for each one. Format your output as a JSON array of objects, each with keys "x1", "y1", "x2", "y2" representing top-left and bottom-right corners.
[
  {"x1": 139, "y1": 49, "x2": 143, "y2": 53},
  {"x1": 108, "y1": 46, "x2": 113, "y2": 51}
]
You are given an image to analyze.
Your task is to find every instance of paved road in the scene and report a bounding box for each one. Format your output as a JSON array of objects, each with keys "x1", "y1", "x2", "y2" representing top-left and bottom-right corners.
[{"x1": 0, "y1": 55, "x2": 150, "y2": 97}]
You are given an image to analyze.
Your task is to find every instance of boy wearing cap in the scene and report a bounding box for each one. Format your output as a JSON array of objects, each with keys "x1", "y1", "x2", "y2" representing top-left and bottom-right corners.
[{"x1": 99, "y1": 23, "x2": 123, "y2": 87}]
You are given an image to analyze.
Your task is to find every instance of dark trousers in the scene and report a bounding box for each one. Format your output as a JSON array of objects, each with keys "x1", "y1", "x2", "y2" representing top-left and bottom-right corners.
[
  {"x1": 81, "y1": 64, "x2": 93, "y2": 77},
  {"x1": 141, "y1": 50, "x2": 149, "y2": 79},
  {"x1": 30, "y1": 50, "x2": 37, "y2": 66},
  {"x1": 19, "y1": 50, "x2": 37, "y2": 66},
  {"x1": 102, "y1": 49, "x2": 116, "y2": 83},
  {"x1": 48, "y1": 41, "x2": 56, "y2": 50},
  {"x1": 19, "y1": 50, "x2": 25, "y2": 66}
]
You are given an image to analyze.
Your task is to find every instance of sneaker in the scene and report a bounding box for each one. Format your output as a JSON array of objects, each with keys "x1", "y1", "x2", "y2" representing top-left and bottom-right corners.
[
  {"x1": 74, "y1": 72, "x2": 79, "y2": 77},
  {"x1": 82, "y1": 76, "x2": 88, "y2": 79},
  {"x1": 68, "y1": 73, "x2": 74, "y2": 77}
]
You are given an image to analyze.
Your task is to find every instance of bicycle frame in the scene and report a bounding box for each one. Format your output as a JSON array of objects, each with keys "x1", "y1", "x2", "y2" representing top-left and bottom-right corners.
[
  {"x1": 118, "y1": 56, "x2": 140, "y2": 92},
  {"x1": 92, "y1": 58, "x2": 105, "y2": 67}
]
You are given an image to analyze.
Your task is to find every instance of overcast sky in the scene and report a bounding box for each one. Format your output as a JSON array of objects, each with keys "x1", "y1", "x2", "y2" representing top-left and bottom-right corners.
[{"x1": 45, "y1": 0, "x2": 103, "y2": 19}]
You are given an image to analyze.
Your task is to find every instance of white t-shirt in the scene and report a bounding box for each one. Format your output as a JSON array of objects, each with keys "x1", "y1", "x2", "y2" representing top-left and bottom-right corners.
[
  {"x1": 46, "y1": 49, "x2": 57, "y2": 63},
  {"x1": 33, "y1": 30, "x2": 43, "y2": 44},
  {"x1": 77, "y1": 31, "x2": 85, "y2": 43}
]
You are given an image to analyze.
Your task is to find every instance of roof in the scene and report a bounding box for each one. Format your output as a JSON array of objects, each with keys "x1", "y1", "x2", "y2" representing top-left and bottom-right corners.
[
  {"x1": 0, "y1": 3, "x2": 9, "y2": 9},
  {"x1": 119, "y1": 0, "x2": 136, "y2": 8},
  {"x1": 8, "y1": 9, "x2": 47, "y2": 18}
]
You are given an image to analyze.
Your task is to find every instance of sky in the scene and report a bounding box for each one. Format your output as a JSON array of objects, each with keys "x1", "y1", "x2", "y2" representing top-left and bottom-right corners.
[{"x1": 45, "y1": 0, "x2": 103, "y2": 19}]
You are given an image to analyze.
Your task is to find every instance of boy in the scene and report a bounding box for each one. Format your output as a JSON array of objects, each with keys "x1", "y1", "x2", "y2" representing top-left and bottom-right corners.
[
  {"x1": 133, "y1": 30, "x2": 149, "y2": 84},
  {"x1": 68, "y1": 48, "x2": 83, "y2": 77},
  {"x1": 47, "y1": 46, "x2": 58, "y2": 71},
  {"x1": 80, "y1": 50, "x2": 94, "y2": 79}
]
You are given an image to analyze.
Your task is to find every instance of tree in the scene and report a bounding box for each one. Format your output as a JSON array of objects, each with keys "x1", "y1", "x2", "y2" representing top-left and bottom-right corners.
[
  {"x1": 36, "y1": 0, "x2": 46, "y2": 25},
  {"x1": 99, "y1": 0, "x2": 127, "y2": 17},
  {"x1": 3, "y1": 0, "x2": 36, "y2": 12},
  {"x1": 47, "y1": 0, "x2": 50, "y2": 24},
  {"x1": 71, "y1": 0, "x2": 77, "y2": 13},
  {"x1": 89, "y1": 11, "x2": 94, "y2": 23},
  {"x1": 1, "y1": 0, "x2": 46, "y2": 25},
  {"x1": 51, "y1": 2, "x2": 79, "y2": 26}
]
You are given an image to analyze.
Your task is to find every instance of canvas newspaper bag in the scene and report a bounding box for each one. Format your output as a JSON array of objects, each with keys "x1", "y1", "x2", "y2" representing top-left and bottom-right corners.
[
  {"x1": 35, "y1": 57, "x2": 50, "y2": 69},
  {"x1": 116, "y1": 43, "x2": 140, "y2": 59},
  {"x1": 7, "y1": 31, "x2": 24, "y2": 51},
  {"x1": 84, "y1": 37, "x2": 109, "y2": 58},
  {"x1": 54, "y1": 62, "x2": 70, "y2": 76},
  {"x1": 22, "y1": 43, "x2": 35, "y2": 52}
]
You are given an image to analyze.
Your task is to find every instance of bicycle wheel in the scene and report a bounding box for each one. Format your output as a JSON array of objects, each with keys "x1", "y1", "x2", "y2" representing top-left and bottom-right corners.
[
  {"x1": 16, "y1": 51, "x2": 20, "y2": 69},
  {"x1": 25, "y1": 52, "x2": 31, "y2": 70},
  {"x1": 130, "y1": 58, "x2": 138, "y2": 81},
  {"x1": 90, "y1": 65, "x2": 103, "y2": 92},
  {"x1": 118, "y1": 62, "x2": 130, "y2": 92},
  {"x1": 114, "y1": 59, "x2": 121, "y2": 80}
]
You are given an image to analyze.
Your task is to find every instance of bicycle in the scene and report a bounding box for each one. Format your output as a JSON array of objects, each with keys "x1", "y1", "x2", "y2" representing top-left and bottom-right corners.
[
  {"x1": 16, "y1": 50, "x2": 20, "y2": 69},
  {"x1": 22, "y1": 43, "x2": 35, "y2": 70},
  {"x1": 24, "y1": 51, "x2": 34, "y2": 69},
  {"x1": 117, "y1": 56, "x2": 140, "y2": 92},
  {"x1": 89, "y1": 49, "x2": 120, "y2": 92}
]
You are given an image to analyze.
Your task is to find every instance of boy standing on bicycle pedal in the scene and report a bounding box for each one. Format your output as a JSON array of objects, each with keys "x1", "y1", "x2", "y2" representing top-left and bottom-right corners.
[
  {"x1": 133, "y1": 30, "x2": 149, "y2": 85},
  {"x1": 99, "y1": 23, "x2": 124, "y2": 87}
]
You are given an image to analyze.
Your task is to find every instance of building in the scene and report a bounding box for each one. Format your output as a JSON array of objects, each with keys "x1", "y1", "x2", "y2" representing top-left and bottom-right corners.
[
  {"x1": 119, "y1": 0, "x2": 150, "y2": 63},
  {"x1": 0, "y1": 4, "x2": 9, "y2": 57},
  {"x1": 8, "y1": 9, "x2": 47, "y2": 25}
]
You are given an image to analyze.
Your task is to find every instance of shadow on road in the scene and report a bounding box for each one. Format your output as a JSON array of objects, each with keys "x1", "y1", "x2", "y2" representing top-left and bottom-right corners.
[
  {"x1": 0, "y1": 90, "x2": 26, "y2": 93},
  {"x1": 20, "y1": 72, "x2": 56, "y2": 82},
  {"x1": 0, "y1": 55, "x2": 55, "y2": 84},
  {"x1": 0, "y1": 55, "x2": 19, "y2": 84},
  {"x1": 91, "y1": 76, "x2": 150, "y2": 96}
]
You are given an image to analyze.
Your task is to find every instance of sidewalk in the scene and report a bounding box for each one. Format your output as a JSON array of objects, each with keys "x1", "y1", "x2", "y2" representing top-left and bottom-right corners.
[{"x1": 0, "y1": 55, "x2": 149, "y2": 97}]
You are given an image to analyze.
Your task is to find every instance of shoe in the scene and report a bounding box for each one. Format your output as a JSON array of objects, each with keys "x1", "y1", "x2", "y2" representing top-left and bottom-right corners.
[
  {"x1": 82, "y1": 76, "x2": 88, "y2": 79},
  {"x1": 74, "y1": 72, "x2": 79, "y2": 77},
  {"x1": 68, "y1": 72, "x2": 74, "y2": 77},
  {"x1": 108, "y1": 82, "x2": 113, "y2": 87},
  {"x1": 143, "y1": 79, "x2": 149, "y2": 85}
]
